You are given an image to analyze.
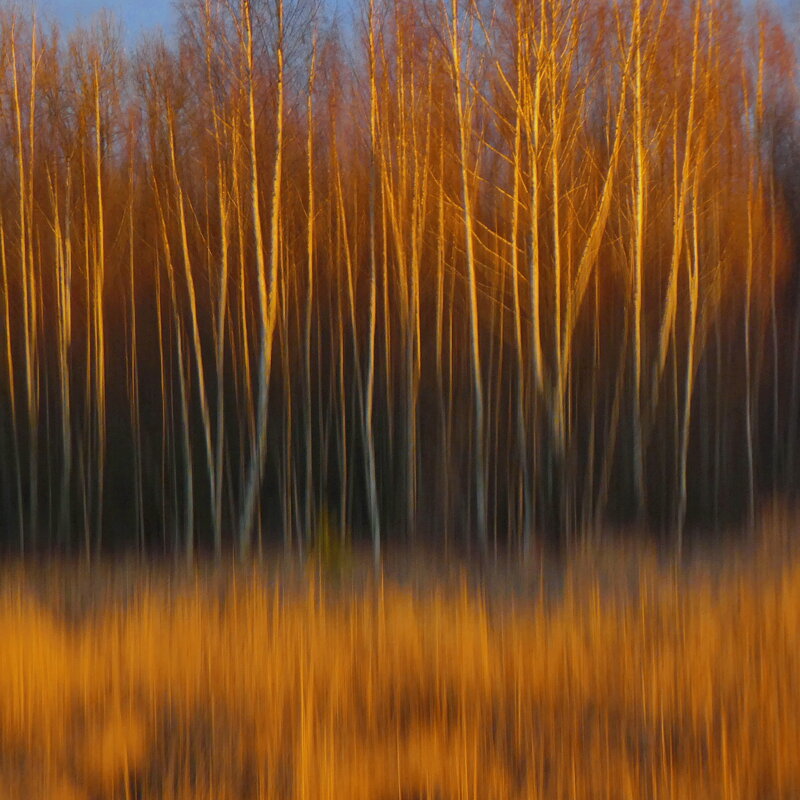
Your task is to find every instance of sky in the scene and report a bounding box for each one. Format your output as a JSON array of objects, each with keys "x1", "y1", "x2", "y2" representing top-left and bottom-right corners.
[
  {"x1": 32, "y1": 0, "x2": 176, "y2": 43},
  {"x1": 25, "y1": 0, "x2": 798, "y2": 47}
]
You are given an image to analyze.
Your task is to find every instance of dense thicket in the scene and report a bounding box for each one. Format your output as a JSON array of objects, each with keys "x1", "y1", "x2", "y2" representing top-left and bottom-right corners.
[{"x1": 0, "y1": 0, "x2": 798, "y2": 557}]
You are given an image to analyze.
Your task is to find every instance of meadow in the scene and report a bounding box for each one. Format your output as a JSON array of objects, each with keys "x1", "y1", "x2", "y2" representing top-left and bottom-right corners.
[{"x1": 0, "y1": 516, "x2": 798, "y2": 799}]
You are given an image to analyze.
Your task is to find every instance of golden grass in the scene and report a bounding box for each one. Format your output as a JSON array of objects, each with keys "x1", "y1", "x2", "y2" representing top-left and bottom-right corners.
[{"x1": 0, "y1": 545, "x2": 797, "y2": 799}]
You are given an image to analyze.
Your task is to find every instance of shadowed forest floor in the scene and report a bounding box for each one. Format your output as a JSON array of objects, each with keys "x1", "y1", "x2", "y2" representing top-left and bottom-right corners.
[{"x1": 0, "y1": 516, "x2": 798, "y2": 799}]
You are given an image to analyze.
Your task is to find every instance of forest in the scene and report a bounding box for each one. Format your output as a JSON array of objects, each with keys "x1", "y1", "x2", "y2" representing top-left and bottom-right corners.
[{"x1": 0, "y1": 0, "x2": 798, "y2": 559}]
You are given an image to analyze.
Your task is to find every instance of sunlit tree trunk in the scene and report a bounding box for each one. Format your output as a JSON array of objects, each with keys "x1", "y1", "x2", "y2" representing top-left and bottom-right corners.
[
  {"x1": 445, "y1": 0, "x2": 487, "y2": 552},
  {"x1": 238, "y1": 0, "x2": 284, "y2": 556}
]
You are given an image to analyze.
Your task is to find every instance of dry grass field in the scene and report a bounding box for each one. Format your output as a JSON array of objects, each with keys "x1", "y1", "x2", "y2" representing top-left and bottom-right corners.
[{"x1": 0, "y1": 526, "x2": 798, "y2": 799}]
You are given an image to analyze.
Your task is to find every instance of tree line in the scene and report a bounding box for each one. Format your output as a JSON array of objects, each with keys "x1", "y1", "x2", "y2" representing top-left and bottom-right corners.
[{"x1": 0, "y1": 0, "x2": 798, "y2": 559}]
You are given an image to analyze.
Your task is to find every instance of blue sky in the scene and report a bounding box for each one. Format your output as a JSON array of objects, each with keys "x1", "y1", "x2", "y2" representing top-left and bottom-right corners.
[
  {"x1": 32, "y1": 0, "x2": 176, "y2": 42},
  {"x1": 25, "y1": 0, "x2": 798, "y2": 45}
]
